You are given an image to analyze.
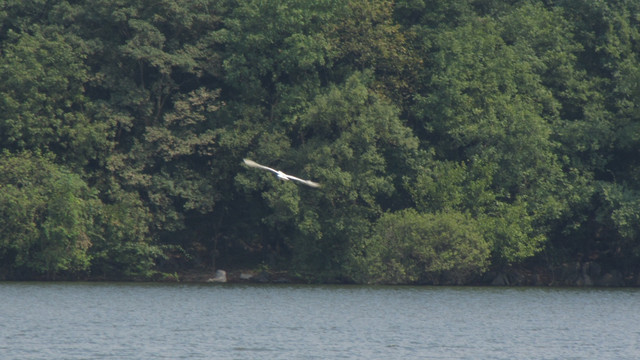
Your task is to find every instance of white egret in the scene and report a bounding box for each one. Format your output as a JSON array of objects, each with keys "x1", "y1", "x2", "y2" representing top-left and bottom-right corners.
[{"x1": 243, "y1": 159, "x2": 321, "y2": 188}]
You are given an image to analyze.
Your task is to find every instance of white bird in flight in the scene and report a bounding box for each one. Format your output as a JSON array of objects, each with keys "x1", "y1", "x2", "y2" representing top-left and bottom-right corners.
[{"x1": 243, "y1": 159, "x2": 321, "y2": 188}]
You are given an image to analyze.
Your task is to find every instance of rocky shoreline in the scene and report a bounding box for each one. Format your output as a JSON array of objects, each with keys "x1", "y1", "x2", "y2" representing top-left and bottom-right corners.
[
  {"x1": 176, "y1": 269, "x2": 305, "y2": 284},
  {"x1": 484, "y1": 261, "x2": 634, "y2": 287},
  {"x1": 176, "y1": 261, "x2": 639, "y2": 287}
]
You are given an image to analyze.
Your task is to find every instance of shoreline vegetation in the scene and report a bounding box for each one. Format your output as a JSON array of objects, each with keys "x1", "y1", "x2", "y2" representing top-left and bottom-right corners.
[{"x1": 2, "y1": 1, "x2": 640, "y2": 285}]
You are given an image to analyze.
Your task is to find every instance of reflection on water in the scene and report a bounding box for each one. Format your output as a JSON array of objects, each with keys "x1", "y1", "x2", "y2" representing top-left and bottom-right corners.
[{"x1": 0, "y1": 283, "x2": 638, "y2": 359}]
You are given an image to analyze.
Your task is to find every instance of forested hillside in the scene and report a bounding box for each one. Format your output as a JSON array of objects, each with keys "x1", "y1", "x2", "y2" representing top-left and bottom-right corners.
[{"x1": 1, "y1": 0, "x2": 639, "y2": 284}]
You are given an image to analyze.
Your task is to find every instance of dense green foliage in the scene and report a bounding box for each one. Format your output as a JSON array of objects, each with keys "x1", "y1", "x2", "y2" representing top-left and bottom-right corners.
[
  {"x1": 355, "y1": 209, "x2": 490, "y2": 284},
  {"x1": 1, "y1": 0, "x2": 639, "y2": 282}
]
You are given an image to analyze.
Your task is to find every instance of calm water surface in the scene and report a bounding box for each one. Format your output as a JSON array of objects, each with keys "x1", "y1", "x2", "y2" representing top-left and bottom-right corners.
[{"x1": 0, "y1": 283, "x2": 638, "y2": 359}]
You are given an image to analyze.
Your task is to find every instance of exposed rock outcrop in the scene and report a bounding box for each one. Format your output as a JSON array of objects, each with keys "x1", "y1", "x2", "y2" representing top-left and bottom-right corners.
[{"x1": 207, "y1": 269, "x2": 227, "y2": 283}]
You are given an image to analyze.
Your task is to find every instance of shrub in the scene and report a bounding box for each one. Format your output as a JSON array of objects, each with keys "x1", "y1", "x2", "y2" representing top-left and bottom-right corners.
[{"x1": 354, "y1": 209, "x2": 490, "y2": 284}]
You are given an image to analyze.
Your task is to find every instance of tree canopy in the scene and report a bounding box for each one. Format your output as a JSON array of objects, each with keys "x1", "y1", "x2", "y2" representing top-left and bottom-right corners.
[{"x1": 1, "y1": 0, "x2": 640, "y2": 283}]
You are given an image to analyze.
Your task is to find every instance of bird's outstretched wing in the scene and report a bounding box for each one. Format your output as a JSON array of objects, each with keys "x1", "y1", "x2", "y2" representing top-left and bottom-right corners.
[
  {"x1": 283, "y1": 174, "x2": 321, "y2": 188},
  {"x1": 243, "y1": 159, "x2": 279, "y2": 174},
  {"x1": 243, "y1": 159, "x2": 321, "y2": 188}
]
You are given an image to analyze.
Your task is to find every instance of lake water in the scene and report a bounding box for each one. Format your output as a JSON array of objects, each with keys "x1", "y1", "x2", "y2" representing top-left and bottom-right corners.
[{"x1": 0, "y1": 283, "x2": 638, "y2": 359}]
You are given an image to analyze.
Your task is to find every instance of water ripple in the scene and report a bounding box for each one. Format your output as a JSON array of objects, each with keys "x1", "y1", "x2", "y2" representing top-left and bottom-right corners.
[{"x1": 0, "y1": 283, "x2": 638, "y2": 359}]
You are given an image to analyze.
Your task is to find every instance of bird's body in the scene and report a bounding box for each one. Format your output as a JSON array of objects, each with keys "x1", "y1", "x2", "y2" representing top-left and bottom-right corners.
[
  {"x1": 276, "y1": 171, "x2": 289, "y2": 181},
  {"x1": 243, "y1": 159, "x2": 321, "y2": 188}
]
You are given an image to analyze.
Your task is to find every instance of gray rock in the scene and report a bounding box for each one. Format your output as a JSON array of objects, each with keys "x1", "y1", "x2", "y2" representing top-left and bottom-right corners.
[
  {"x1": 595, "y1": 271, "x2": 624, "y2": 287},
  {"x1": 586, "y1": 262, "x2": 602, "y2": 278},
  {"x1": 491, "y1": 273, "x2": 510, "y2": 286},
  {"x1": 254, "y1": 271, "x2": 270, "y2": 283},
  {"x1": 533, "y1": 273, "x2": 545, "y2": 286},
  {"x1": 240, "y1": 272, "x2": 254, "y2": 280},
  {"x1": 491, "y1": 270, "x2": 526, "y2": 286},
  {"x1": 579, "y1": 262, "x2": 595, "y2": 286},
  {"x1": 274, "y1": 276, "x2": 291, "y2": 284},
  {"x1": 207, "y1": 269, "x2": 227, "y2": 283}
]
